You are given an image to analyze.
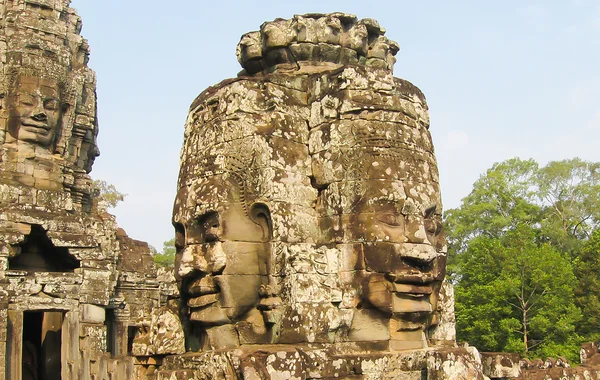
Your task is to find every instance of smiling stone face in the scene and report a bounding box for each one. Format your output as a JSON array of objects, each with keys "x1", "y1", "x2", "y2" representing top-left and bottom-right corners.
[
  {"x1": 7, "y1": 76, "x2": 62, "y2": 149},
  {"x1": 309, "y1": 66, "x2": 447, "y2": 350},
  {"x1": 317, "y1": 172, "x2": 446, "y2": 348},
  {"x1": 336, "y1": 179, "x2": 445, "y2": 318},
  {"x1": 173, "y1": 175, "x2": 271, "y2": 330},
  {"x1": 0, "y1": 4, "x2": 101, "y2": 207}
]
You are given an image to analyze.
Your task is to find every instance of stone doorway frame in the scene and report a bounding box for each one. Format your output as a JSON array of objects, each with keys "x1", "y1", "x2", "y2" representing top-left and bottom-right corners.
[{"x1": 6, "y1": 299, "x2": 80, "y2": 380}]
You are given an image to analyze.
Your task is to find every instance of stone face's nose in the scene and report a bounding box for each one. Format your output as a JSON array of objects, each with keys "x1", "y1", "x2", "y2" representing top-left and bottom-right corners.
[
  {"x1": 395, "y1": 243, "x2": 441, "y2": 264},
  {"x1": 178, "y1": 242, "x2": 227, "y2": 278},
  {"x1": 89, "y1": 145, "x2": 100, "y2": 160},
  {"x1": 32, "y1": 106, "x2": 47, "y2": 121},
  {"x1": 204, "y1": 242, "x2": 226, "y2": 274},
  {"x1": 178, "y1": 244, "x2": 209, "y2": 278}
]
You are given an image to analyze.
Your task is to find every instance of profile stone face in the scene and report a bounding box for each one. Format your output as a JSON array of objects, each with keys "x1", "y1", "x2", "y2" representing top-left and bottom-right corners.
[
  {"x1": 173, "y1": 172, "x2": 272, "y2": 348},
  {"x1": 174, "y1": 12, "x2": 447, "y2": 352}
]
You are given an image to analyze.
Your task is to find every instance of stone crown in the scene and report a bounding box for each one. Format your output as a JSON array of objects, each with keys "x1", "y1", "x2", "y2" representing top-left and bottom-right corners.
[{"x1": 236, "y1": 13, "x2": 400, "y2": 75}]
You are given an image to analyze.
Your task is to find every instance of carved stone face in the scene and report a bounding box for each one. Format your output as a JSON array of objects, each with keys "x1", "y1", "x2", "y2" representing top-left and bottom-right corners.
[
  {"x1": 7, "y1": 76, "x2": 61, "y2": 148},
  {"x1": 237, "y1": 32, "x2": 262, "y2": 62},
  {"x1": 340, "y1": 179, "x2": 446, "y2": 323},
  {"x1": 82, "y1": 126, "x2": 100, "y2": 173},
  {"x1": 173, "y1": 175, "x2": 271, "y2": 327}
]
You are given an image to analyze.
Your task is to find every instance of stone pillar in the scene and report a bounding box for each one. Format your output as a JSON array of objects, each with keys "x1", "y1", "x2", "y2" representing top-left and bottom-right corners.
[
  {"x1": 0, "y1": 304, "x2": 7, "y2": 380},
  {"x1": 6, "y1": 310, "x2": 22, "y2": 380},
  {"x1": 63, "y1": 310, "x2": 80, "y2": 380},
  {"x1": 114, "y1": 305, "x2": 131, "y2": 357}
]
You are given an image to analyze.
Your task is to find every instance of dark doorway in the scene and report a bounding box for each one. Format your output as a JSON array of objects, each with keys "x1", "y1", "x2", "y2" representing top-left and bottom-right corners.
[
  {"x1": 127, "y1": 326, "x2": 137, "y2": 355},
  {"x1": 105, "y1": 309, "x2": 117, "y2": 357},
  {"x1": 22, "y1": 311, "x2": 63, "y2": 380}
]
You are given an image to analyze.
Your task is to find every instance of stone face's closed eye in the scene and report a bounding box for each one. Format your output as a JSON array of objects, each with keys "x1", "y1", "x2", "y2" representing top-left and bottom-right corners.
[
  {"x1": 44, "y1": 98, "x2": 59, "y2": 110},
  {"x1": 376, "y1": 213, "x2": 403, "y2": 227}
]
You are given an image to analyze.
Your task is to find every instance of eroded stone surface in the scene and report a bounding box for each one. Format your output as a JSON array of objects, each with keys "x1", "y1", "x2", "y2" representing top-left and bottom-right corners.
[
  {"x1": 3, "y1": 6, "x2": 600, "y2": 380},
  {"x1": 0, "y1": 1, "x2": 169, "y2": 379},
  {"x1": 236, "y1": 13, "x2": 399, "y2": 75},
  {"x1": 132, "y1": 307, "x2": 185, "y2": 356},
  {"x1": 480, "y1": 352, "x2": 520, "y2": 379},
  {"x1": 174, "y1": 13, "x2": 446, "y2": 355},
  {"x1": 163, "y1": 13, "x2": 600, "y2": 380}
]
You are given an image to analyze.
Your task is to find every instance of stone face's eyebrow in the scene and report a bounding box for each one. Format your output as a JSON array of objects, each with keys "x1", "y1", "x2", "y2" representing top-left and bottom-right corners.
[{"x1": 362, "y1": 194, "x2": 406, "y2": 211}]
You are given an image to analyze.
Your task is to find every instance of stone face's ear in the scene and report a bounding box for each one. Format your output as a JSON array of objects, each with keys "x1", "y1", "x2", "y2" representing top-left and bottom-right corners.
[{"x1": 250, "y1": 203, "x2": 272, "y2": 242}]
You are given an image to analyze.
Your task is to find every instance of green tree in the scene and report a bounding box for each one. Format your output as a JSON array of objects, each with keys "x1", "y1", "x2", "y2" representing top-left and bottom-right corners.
[
  {"x1": 453, "y1": 235, "x2": 512, "y2": 351},
  {"x1": 446, "y1": 158, "x2": 600, "y2": 257},
  {"x1": 445, "y1": 158, "x2": 541, "y2": 257},
  {"x1": 537, "y1": 159, "x2": 600, "y2": 255},
  {"x1": 447, "y1": 157, "x2": 600, "y2": 361},
  {"x1": 574, "y1": 229, "x2": 600, "y2": 342},
  {"x1": 454, "y1": 225, "x2": 581, "y2": 361},
  {"x1": 91, "y1": 179, "x2": 127, "y2": 209},
  {"x1": 153, "y1": 238, "x2": 176, "y2": 267}
]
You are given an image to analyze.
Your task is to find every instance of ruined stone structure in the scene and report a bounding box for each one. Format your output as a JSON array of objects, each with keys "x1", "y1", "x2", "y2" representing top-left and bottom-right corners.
[
  {"x1": 162, "y1": 13, "x2": 481, "y2": 379},
  {"x1": 0, "y1": 1, "x2": 180, "y2": 379},
  {"x1": 1, "y1": 4, "x2": 599, "y2": 380},
  {"x1": 175, "y1": 11, "x2": 448, "y2": 351},
  {"x1": 160, "y1": 13, "x2": 600, "y2": 380}
]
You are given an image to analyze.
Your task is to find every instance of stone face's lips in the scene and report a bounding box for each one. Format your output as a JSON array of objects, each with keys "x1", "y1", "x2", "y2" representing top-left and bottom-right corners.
[
  {"x1": 385, "y1": 280, "x2": 434, "y2": 314},
  {"x1": 391, "y1": 282, "x2": 433, "y2": 295},
  {"x1": 21, "y1": 119, "x2": 51, "y2": 131},
  {"x1": 392, "y1": 293, "x2": 432, "y2": 313},
  {"x1": 184, "y1": 275, "x2": 231, "y2": 325},
  {"x1": 189, "y1": 305, "x2": 230, "y2": 325},
  {"x1": 387, "y1": 271, "x2": 437, "y2": 284},
  {"x1": 188, "y1": 293, "x2": 219, "y2": 308},
  {"x1": 185, "y1": 275, "x2": 220, "y2": 310},
  {"x1": 187, "y1": 276, "x2": 218, "y2": 297}
]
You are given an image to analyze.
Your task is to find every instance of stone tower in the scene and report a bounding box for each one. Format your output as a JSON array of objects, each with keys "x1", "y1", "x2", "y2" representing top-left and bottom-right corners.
[
  {"x1": 0, "y1": 1, "x2": 176, "y2": 379},
  {"x1": 164, "y1": 13, "x2": 485, "y2": 378}
]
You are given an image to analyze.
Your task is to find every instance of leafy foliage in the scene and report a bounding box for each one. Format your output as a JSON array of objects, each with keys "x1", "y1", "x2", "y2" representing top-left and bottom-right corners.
[
  {"x1": 537, "y1": 159, "x2": 600, "y2": 255},
  {"x1": 447, "y1": 157, "x2": 600, "y2": 362},
  {"x1": 91, "y1": 180, "x2": 127, "y2": 209},
  {"x1": 153, "y1": 238, "x2": 176, "y2": 267},
  {"x1": 446, "y1": 158, "x2": 600, "y2": 258},
  {"x1": 574, "y1": 230, "x2": 600, "y2": 342},
  {"x1": 445, "y1": 158, "x2": 541, "y2": 276},
  {"x1": 454, "y1": 225, "x2": 581, "y2": 360}
]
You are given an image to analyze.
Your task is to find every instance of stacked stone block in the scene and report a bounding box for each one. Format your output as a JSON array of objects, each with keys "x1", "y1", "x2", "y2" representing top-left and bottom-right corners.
[{"x1": 0, "y1": 1, "x2": 176, "y2": 379}]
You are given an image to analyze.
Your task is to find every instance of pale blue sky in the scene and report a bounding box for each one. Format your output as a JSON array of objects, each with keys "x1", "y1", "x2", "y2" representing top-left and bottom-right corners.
[{"x1": 73, "y1": 0, "x2": 600, "y2": 250}]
